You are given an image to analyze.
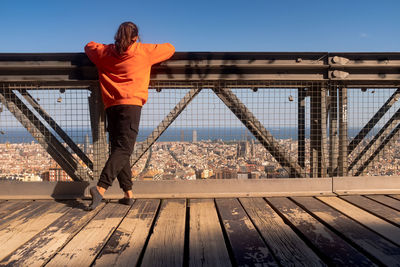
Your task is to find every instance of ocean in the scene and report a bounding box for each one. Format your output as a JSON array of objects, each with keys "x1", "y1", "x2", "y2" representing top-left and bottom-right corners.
[{"x1": 0, "y1": 127, "x2": 366, "y2": 144}]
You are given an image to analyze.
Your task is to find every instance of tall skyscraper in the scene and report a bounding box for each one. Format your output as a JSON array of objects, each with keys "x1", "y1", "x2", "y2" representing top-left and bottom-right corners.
[
  {"x1": 193, "y1": 130, "x2": 197, "y2": 143},
  {"x1": 84, "y1": 134, "x2": 90, "y2": 154},
  {"x1": 180, "y1": 130, "x2": 184, "y2": 142}
]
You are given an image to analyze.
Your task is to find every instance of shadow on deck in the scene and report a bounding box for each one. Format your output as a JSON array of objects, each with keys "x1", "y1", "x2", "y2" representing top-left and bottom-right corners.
[{"x1": 0, "y1": 194, "x2": 400, "y2": 266}]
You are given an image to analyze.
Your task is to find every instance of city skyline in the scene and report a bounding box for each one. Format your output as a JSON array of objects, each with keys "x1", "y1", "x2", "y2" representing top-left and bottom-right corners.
[{"x1": 2, "y1": 135, "x2": 400, "y2": 182}]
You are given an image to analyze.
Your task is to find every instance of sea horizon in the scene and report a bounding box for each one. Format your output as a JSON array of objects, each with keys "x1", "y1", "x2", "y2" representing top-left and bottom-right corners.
[{"x1": 0, "y1": 126, "x2": 373, "y2": 144}]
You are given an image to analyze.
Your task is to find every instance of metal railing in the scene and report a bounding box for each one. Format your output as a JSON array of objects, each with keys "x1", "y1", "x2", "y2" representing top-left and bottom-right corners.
[{"x1": 1, "y1": 52, "x2": 400, "y2": 182}]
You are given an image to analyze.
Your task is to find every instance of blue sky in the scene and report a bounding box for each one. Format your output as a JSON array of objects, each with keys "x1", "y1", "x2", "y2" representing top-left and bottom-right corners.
[{"x1": 1, "y1": 0, "x2": 399, "y2": 52}]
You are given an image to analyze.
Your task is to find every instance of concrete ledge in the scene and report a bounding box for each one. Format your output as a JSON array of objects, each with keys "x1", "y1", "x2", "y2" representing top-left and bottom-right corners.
[
  {"x1": 333, "y1": 176, "x2": 400, "y2": 195},
  {"x1": 0, "y1": 180, "x2": 89, "y2": 199},
  {"x1": 3, "y1": 176, "x2": 399, "y2": 199},
  {"x1": 127, "y1": 178, "x2": 333, "y2": 198},
  {"x1": 0, "y1": 178, "x2": 333, "y2": 199}
]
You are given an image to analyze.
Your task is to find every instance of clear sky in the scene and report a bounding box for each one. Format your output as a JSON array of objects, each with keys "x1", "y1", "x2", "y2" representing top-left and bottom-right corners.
[{"x1": 1, "y1": 0, "x2": 399, "y2": 53}]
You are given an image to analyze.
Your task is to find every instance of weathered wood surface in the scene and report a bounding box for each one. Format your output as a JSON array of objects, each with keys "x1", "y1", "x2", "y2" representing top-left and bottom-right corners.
[
  {"x1": 215, "y1": 198, "x2": 277, "y2": 266},
  {"x1": 293, "y1": 196, "x2": 400, "y2": 266},
  {"x1": 0, "y1": 200, "x2": 33, "y2": 223},
  {"x1": 93, "y1": 199, "x2": 159, "y2": 267},
  {"x1": 0, "y1": 200, "x2": 104, "y2": 267},
  {"x1": 341, "y1": 195, "x2": 400, "y2": 226},
  {"x1": 390, "y1": 194, "x2": 400, "y2": 201},
  {"x1": 365, "y1": 194, "x2": 400, "y2": 211},
  {"x1": 318, "y1": 196, "x2": 400, "y2": 246},
  {"x1": 46, "y1": 202, "x2": 130, "y2": 267},
  {"x1": 0, "y1": 196, "x2": 399, "y2": 266},
  {"x1": 268, "y1": 197, "x2": 375, "y2": 266},
  {"x1": 140, "y1": 199, "x2": 187, "y2": 267},
  {"x1": 239, "y1": 197, "x2": 325, "y2": 266},
  {"x1": 0, "y1": 200, "x2": 51, "y2": 229},
  {"x1": 189, "y1": 199, "x2": 231, "y2": 267},
  {"x1": 0, "y1": 200, "x2": 70, "y2": 261}
]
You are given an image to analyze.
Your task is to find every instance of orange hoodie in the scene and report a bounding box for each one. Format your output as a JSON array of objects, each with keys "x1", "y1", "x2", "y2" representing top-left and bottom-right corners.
[{"x1": 85, "y1": 41, "x2": 175, "y2": 109}]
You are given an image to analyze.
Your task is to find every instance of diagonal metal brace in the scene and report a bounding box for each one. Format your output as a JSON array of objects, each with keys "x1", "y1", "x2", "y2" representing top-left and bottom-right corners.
[
  {"x1": 130, "y1": 87, "x2": 202, "y2": 167},
  {"x1": 212, "y1": 86, "x2": 306, "y2": 178},
  {"x1": 21, "y1": 90, "x2": 93, "y2": 171},
  {"x1": 348, "y1": 106, "x2": 400, "y2": 174},
  {"x1": 355, "y1": 121, "x2": 400, "y2": 176},
  {"x1": 348, "y1": 88, "x2": 400, "y2": 155},
  {"x1": 0, "y1": 87, "x2": 92, "y2": 181}
]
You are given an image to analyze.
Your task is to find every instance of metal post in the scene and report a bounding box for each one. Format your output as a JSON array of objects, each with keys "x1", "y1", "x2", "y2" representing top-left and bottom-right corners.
[
  {"x1": 320, "y1": 87, "x2": 328, "y2": 177},
  {"x1": 329, "y1": 86, "x2": 338, "y2": 176},
  {"x1": 310, "y1": 86, "x2": 319, "y2": 177},
  {"x1": 88, "y1": 84, "x2": 108, "y2": 180},
  {"x1": 298, "y1": 88, "x2": 305, "y2": 169},
  {"x1": 338, "y1": 87, "x2": 348, "y2": 177},
  {"x1": 310, "y1": 85, "x2": 327, "y2": 177}
]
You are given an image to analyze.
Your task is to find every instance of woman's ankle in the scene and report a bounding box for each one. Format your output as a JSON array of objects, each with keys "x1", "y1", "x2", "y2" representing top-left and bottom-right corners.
[
  {"x1": 96, "y1": 186, "x2": 106, "y2": 196},
  {"x1": 124, "y1": 190, "x2": 133, "y2": 198}
]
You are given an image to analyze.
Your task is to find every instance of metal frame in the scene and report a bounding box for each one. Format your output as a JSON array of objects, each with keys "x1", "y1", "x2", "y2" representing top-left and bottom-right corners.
[
  {"x1": 0, "y1": 85, "x2": 92, "y2": 181},
  {"x1": 1, "y1": 52, "x2": 400, "y2": 180}
]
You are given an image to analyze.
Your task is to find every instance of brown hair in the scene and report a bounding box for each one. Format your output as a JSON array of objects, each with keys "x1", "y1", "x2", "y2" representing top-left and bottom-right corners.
[{"x1": 114, "y1": 22, "x2": 139, "y2": 54}]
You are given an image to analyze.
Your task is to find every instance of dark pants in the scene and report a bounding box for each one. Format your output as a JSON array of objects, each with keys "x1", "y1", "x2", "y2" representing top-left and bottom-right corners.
[{"x1": 98, "y1": 105, "x2": 141, "y2": 191}]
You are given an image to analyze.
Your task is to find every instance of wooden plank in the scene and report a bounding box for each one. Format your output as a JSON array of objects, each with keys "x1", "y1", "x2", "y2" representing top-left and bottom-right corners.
[
  {"x1": 46, "y1": 202, "x2": 130, "y2": 267},
  {"x1": 140, "y1": 199, "x2": 186, "y2": 267},
  {"x1": 189, "y1": 199, "x2": 231, "y2": 267},
  {"x1": 0, "y1": 200, "x2": 34, "y2": 221},
  {"x1": 268, "y1": 197, "x2": 375, "y2": 266},
  {"x1": 389, "y1": 194, "x2": 400, "y2": 201},
  {"x1": 341, "y1": 195, "x2": 400, "y2": 226},
  {"x1": 318, "y1": 196, "x2": 400, "y2": 246},
  {"x1": 365, "y1": 195, "x2": 400, "y2": 212},
  {"x1": 240, "y1": 198, "x2": 325, "y2": 266},
  {"x1": 215, "y1": 198, "x2": 277, "y2": 266},
  {"x1": 0, "y1": 200, "x2": 105, "y2": 267},
  {"x1": 0, "y1": 200, "x2": 70, "y2": 261},
  {"x1": 0, "y1": 200, "x2": 45, "y2": 228},
  {"x1": 93, "y1": 199, "x2": 160, "y2": 267},
  {"x1": 293, "y1": 196, "x2": 400, "y2": 266}
]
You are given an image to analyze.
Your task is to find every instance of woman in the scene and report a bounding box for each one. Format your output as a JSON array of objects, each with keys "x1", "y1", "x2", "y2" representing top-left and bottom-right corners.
[{"x1": 85, "y1": 21, "x2": 175, "y2": 210}]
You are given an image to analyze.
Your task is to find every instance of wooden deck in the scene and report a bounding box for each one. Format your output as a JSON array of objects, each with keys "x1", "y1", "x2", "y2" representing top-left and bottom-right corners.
[{"x1": 0, "y1": 195, "x2": 399, "y2": 266}]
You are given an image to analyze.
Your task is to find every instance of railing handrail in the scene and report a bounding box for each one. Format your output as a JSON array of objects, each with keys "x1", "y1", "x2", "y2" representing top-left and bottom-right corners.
[{"x1": 1, "y1": 52, "x2": 400, "y2": 86}]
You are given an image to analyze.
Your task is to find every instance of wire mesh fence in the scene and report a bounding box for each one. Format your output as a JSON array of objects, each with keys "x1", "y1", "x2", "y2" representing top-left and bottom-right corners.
[
  {"x1": 0, "y1": 81, "x2": 400, "y2": 182},
  {"x1": 346, "y1": 87, "x2": 400, "y2": 176}
]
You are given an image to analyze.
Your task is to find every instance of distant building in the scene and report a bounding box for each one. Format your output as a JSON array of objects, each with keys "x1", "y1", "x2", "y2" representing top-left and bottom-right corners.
[
  {"x1": 237, "y1": 172, "x2": 249, "y2": 180},
  {"x1": 215, "y1": 169, "x2": 238, "y2": 179},
  {"x1": 193, "y1": 130, "x2": 197, "y2": 143},
  {"x1": 237, "y1": 141, "x2": 249, "y2": 158},
  {"x1": 43, "y1": 168, "x2": 73, "y2": 182},
  {"x1": 250, "y1": 139, "x2": 255, "y2": 158},
  {"x1": 200, "y1": 169, "x2": 213, "y2": 179},
  {"x1": 249, "y1": 172, "x2": 260, "y2": 179},
  {"x1": 84, "y1": 134, "x2": 90, "y2": 154},
  {"x1": 180, "y1": 130, "x2": 184, "y2": 142}
]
